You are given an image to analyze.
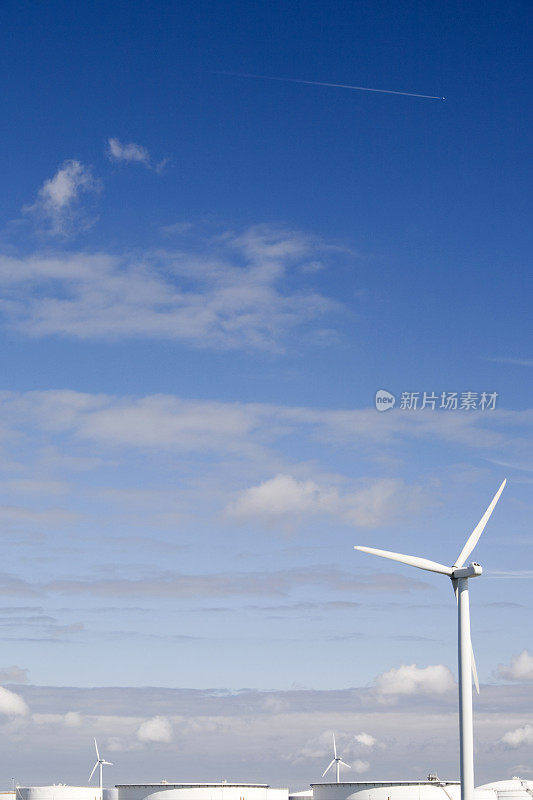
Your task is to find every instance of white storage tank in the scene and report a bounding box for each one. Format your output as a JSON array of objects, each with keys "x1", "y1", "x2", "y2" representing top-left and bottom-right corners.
[
  {"x1": 17, "y1": 788, "x2": 101, "y2": 800},
  {"x1": 311, "y1": 781, "x2": 461, "y2": 800},
  {"x1": 476, "y1": 779, "x2": 533, "y2": 800},
  {"x1": 115, "y1": 783, "x2": 288, "y2": 800}
]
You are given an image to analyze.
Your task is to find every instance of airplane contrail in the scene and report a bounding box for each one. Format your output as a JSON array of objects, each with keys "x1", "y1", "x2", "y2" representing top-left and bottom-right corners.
[{"x1": 210, "y1": 70, "x2": 446, "y2": 100}]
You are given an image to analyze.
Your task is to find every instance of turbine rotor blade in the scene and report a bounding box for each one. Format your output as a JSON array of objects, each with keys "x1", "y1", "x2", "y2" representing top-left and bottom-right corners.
[
  {"x1": 339, "y1": 761, "x2": 351, "y2": 769},
  {"x1": 322, "y1": 760, "x2": 335, "y2": 777},
  {"x1": 454, "y1": 479, "x2": 507, "y2": 568},
  {"x1": 451, "y1": 581, "x2": 479, "y2": 693},
  {"x1": 333, "y1": 733, "x2": 337, "y2": 758},
  {"x1": 354, "y1": 546, "x2": 453, "y2": 576},
  {"x1": 89, "y1": 763, "x2": 98, "y2": 782},
  {"x1": 471, "y1": 642, "x2": 480, "y2": 695},
  {"x1": 94, "y1": 738, "x2": 100, "y2": 760}
]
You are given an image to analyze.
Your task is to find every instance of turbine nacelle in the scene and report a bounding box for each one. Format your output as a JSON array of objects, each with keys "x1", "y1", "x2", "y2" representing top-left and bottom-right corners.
[{"x1": 452, "y1": 564, "x2": 482, "y2": 579}]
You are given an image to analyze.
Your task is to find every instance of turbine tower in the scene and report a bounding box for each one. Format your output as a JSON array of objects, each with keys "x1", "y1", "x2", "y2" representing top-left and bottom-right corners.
[
  {"x1": 89, "y1": 738, "x2": 113, "y2": 792},
  {"x1": 322, "y1": 733, "x2": 351, "y2": 783},
  {"x1": 354, "y1": 479, "x2": 506, "y2": 800}
]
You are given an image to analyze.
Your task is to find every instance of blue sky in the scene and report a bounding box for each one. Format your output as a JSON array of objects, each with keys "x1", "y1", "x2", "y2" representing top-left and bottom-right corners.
[{"x1": 0, "y1": 0, "x2": 531, "y2": 788}]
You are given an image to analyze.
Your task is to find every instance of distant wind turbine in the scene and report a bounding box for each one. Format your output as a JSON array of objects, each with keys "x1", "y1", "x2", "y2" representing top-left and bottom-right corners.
[
  {"x1": 354, "y1": 479, "x2": 507, "y2": 800},
  {"x1": 322, "y1": 733, "x2": 351, "y2": 783},
  {"x1": 89, "y1": 738, "x2": 113, "y2": 791}
]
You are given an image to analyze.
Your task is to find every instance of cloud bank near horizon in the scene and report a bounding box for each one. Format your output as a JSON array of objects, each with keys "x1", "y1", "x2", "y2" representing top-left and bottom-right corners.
[{"x1": 1, "y1": 680, "x2": 531, "y2": 787}]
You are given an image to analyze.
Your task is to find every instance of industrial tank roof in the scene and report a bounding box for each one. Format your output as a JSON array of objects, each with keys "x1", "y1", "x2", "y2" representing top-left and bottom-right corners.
[
  {"x1": 310, "y1": 779, "x2": 462, "y2": 800},
  {"x1": 476, "y1": 779, "x2": 533, "y2": 795},
  {"x1": 311, "y1": 784, "x2": 460, "y2": 787}
]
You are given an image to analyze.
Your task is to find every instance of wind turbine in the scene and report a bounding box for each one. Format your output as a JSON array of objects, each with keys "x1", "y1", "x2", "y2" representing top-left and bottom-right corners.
[
  {"x1": 322, "y1": 733, "x2": 351, "y2": 783},
  {"x1": 354, "y1": 479, "x2": 506, "y2": 800},
  {"x1": 89, "y1": 738, "x2": 113, "y2": 792}
]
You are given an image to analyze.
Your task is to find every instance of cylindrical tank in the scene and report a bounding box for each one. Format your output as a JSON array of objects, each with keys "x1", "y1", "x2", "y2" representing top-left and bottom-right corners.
[
  {"x1": 17, "y1": 788, "x2": 101, "y2": 800},
  {"x1": 311, "y1": 781, "x2": 461, "y2": 800},
  {"x1": 476, "y1": 779, "x2": 533, "y2": 800},
  {"x1": 115, "y1": 784, "x2": 287, "y2": 800}
]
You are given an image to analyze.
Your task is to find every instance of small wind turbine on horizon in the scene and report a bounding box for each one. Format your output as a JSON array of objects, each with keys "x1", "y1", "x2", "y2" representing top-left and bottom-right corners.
[
  {"x1": 354, "y1": 479, "x2": 507, "y2": 800},
  {"x1": 322, "y1": 734, "x2": 351, "y2": 783},
  {"x1": 89, "y1": 739, "x2": 113, "y2": 792}
]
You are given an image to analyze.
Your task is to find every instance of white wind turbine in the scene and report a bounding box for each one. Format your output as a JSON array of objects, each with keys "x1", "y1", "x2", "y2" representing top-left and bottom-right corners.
[
  {"x1": 322, "y1": 733, "x2": 351, "y2": 782},
  {"x1": 89, "y1": 738, "x2": 113, "y2": 792},
  {"x1": 354, "y1": 479, "x2": 506, "y2": 800}
]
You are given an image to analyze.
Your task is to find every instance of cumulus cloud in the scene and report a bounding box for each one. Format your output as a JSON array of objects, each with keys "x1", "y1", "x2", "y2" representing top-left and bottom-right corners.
[
  {"x1": 229, "y1": 474, "x2": 336, "y2": 522},
  {"x1": 107, "y1": 138, "x2": 151, "y2": 167},
  {"x1": 137, "y1": 715, "x2": 173, "y2": 743},
  {"x1": 354, "y1": 732, "x2": 376, "y2": 748},
  {"x1": 501, "y1": 724, "x2": 533, "y2": 748},
  {"x1": 228, "y1": 473, "x2": 425, "y2": 529},
  {"x1": 0, "y1": 226, "x2": 337, "y2": 349},
  {"x1": 497, "y1": 650, "x2": 533, "y2": 681},
  {"x1": 375, "y1": 664, "x2": 455, "y2": 697},
  {"x1": 353, "y1": 759, "x2": 370, "y2": 773},
  {"x1": 24, "y1": 160, "x2": 100, "y2": 235},
  {"x1": 0, "y1": 686, "x2": 29, "y2": 715}
]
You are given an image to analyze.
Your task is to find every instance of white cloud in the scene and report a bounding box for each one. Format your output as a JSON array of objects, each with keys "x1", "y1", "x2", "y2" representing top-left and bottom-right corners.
[
  {"x1": 160, "y1": 222, "x2": 193, "y2": 236},
  {"x1": 497, "y1": 650, "x2": 533, "y2": 681},
  {"x1": 290, "y1": 729, "x2": 342, "y2": 761},
  {"x1": 24, "y1": 160, "x2": 100, "y2": 235},
  {"x1": 32, "y1": 711, "x2": 82, "y2": 726},
  {"x1": 0, "y1": 504, "x2": 78, "y2": 526},
  {"x1": 501, "y1": 724, "x2": 533, "y2": 748},
  {"x1": 0, "y1": 686, "x2": 29, "y2": 715},
  {"x1": 107, "y1": 138, "x2": 151, "y2": 167},
  {"x1": 342, "y1": 478, "x2": 425, "y2": 527},
  {"x1": 354, "y1": 732, "x2": 376, "y2": 748},
  {"x1": 353, "y1": 759, "x2": 370, "y2": 773},
  {"x1": 375, "y1": 664, "x2": 455, "y2": 696},
  {"x1": 261, "y1": 695, "x2": 289, "y2": 713},
  {"x1": 39, "y1": 162, "x2": 94, "y2": 208},
  {"x1": 0, "y1": 226, "x2": 337, "y2": 348},
  {"x1": 228, "y1": 473, "x2": 425, "y2": 529},
  {"x1": 0, "y1": 388, "x2": 508, "y2": 456},
  {"x1": 228, "y1": 474, "x2": 336, "y2": 521},
  {"x1": 64, "y1": 711, "x2": 82, "y2": 727},
  {"x1": 137, "y1": 715, "x2": 173, "y2": 743},
  {"x1": 0, "y1": 564, "x2": 422, "y2": 600},
  {"x1": 0, "y1": 684, "x2": 530, "y2": 785}
]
